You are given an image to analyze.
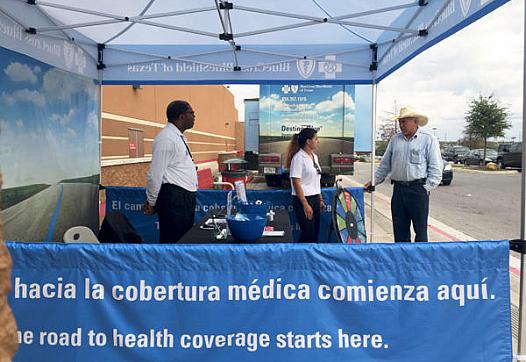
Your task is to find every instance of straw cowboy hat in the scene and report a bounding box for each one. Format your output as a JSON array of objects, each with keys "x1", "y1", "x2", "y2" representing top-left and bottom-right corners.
[{"x1": 393, "y1": 106, "x2": 428, "y2": 127}]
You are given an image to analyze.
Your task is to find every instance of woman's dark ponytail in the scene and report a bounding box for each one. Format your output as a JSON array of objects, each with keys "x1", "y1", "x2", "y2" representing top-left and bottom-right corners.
[
  {"x1": 285, "y1": 127, "x2": 317, "y2": 168},
  {"x1": 285, "y1": 133, "x2": 300, "y2": 168}
]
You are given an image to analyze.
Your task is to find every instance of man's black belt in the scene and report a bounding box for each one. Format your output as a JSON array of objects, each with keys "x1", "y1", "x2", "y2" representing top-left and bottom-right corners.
[
  {"x1": 391, "y1": 178, "x2": 426, "y2": 186},
  {"x1": 161, "y1": 183, "x2": 196, "y2": 194}
]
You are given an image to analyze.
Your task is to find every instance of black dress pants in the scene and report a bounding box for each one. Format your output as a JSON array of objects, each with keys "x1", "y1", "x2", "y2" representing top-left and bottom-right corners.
[
  {"x1": 391, "y1": 183, "x2": 429, "y2": 242},
  {"x1": 155, "y1": 183, "x2": 196, "y2": 244},
  {"x1": 292, "y1": 195, "x2": 321, "y2": 243}
]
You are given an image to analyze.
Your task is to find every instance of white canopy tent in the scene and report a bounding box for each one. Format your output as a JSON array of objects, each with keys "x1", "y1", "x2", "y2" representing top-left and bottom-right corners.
[
  {"x1": 0, "y1": 0, "x2": 511, "y2": 84},
  {"x1": 2, "y1": 0, "x2": 526, "y2": 358}
]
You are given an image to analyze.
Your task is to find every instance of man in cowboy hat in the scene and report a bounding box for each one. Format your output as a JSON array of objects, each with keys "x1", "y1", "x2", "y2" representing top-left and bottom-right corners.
[{"x1": 364, "y1": 106, "x2": 443, "y2": 242}]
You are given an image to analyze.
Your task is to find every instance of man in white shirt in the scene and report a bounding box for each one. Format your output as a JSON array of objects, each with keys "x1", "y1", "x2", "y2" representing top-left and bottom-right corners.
[
  {"x1": 365, "y1": 107, "x2": 442, "y2": 242},
  {"x1": 144, "y1": 100, "x2": 198, "y2": 243}
]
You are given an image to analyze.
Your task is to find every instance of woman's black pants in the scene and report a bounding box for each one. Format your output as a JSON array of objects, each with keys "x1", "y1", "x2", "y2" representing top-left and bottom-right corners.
[{"x1": 292, "y1": 194, "x2": 321, "y2": 243}]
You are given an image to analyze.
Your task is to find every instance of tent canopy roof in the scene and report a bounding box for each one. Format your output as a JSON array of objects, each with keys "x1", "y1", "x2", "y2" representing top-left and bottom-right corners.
[{"x1": 0, "y1": 0, "x2": 510, "y2": 83}]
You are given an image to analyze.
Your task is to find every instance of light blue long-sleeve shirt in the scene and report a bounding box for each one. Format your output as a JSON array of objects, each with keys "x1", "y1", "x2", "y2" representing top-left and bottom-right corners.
[{"x1": 375, "y1": 128, "x2": 443, "y2": 191}]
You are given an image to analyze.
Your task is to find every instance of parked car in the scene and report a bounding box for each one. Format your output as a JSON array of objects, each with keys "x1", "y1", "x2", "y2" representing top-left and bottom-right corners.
[
  {"x1": 497, "y1": 143, "x2": 512, "y2": 154},
  {"x1": 443, "y1": 145, "x2": 470, "y2": 164},
  {"x1": 463, "y1": 149, "x2": 498, "y2": 166},
  {"x1": 496, "y1": 142, "x2": 522, "y2": 170},
  {"x1": 441, "y1": 160, "x2": 453, "y2": 186}
]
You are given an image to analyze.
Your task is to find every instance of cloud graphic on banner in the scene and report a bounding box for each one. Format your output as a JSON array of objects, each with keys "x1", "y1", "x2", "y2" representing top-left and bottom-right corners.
[
  {"x1": 259, "y1": 94, "x2": 292, "y2": 112},
  {"x1": 315, "y1": 91, "x2": 355, "y2": 113},
  {"x1": 1, "y1": 89, "x2": 45, "y2": 107},
  {"x1": 66, "y1": 128, "x2": 77, "y2": 138},
  {"x1": 16, "y1": 119, "x2": 24, "y2": 128},
  {"x1": 43, "y1": 68, "x2": 96, "y2": 101},
  {"x1": 4, "y1": 62, "x2": 39, "y2": 83},
  {"x1": 50, "y1": 109, "x2": 76, "y2": 126},
  {"x1": 87, "y1": 111, "x2": 99, "y2": 129}
]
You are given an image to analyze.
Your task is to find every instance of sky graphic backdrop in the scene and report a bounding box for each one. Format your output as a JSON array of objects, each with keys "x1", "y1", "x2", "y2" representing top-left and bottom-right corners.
[
  {"x1": 0, "y1": 47, "x2": 99, "y2": 189},
  {"x1": 259, "y1": 84, "x2": 355, "y2": 138}
]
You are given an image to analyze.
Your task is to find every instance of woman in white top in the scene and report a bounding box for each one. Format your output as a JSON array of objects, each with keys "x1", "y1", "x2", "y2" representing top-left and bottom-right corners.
[{"x1": 286, "y1": 127, "x2": 326, "y2": 242}]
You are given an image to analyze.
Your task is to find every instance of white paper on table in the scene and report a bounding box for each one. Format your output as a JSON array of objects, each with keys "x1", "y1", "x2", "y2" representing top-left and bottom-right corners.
[
  {"x1": 262, "y1": 230, "x2": 285, "y2": 237},
  {"x1": 235, "y1": 180, "x2": 247, "y2": 203}
]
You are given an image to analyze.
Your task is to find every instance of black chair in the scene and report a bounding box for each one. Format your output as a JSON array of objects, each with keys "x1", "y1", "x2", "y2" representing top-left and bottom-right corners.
[{"x1": 98, "y1": 211, "x2": 143, "y2": 244}]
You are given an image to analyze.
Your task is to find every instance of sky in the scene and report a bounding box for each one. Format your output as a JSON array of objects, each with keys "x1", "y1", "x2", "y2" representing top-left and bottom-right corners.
[{"x1": 227, "y1": 0, "x2": 524, "y2": 143}]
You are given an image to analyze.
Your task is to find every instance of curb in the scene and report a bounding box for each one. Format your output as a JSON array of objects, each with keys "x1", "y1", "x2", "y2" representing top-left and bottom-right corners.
[{"x1": 452, "y1": 166, "x2": 518, "y2": 175}]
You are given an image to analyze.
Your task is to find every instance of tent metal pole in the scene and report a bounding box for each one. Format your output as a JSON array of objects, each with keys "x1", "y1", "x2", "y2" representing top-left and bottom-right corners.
[
  {"x1": 37, "y1": 19, "x2": 123, "y2": 33},
  {"x1": 370, "y1": 75, "x2": 378, "y2": 243},
  {"x1": 136, "y1": 19, "x2": 218, "y2": 38},
  {"x1": 97, "y1": 70, "x2": 103, "y2": 225},
  {"x1": 104, "y1": 0, "x2": 157, "y2": 44},
  {"x1": 37, "y1": 1, "x2": 124, "y2": 19},
  {"x1": 235, "y1": 21, "x2": 320, "y2": 38},
  {"x1": 378, "y1": 0, "x2": 432, "y2": 64},
  {"x1": 237, "y1": 45, "x2": 370, "y2": 65},
  {"x1": 39, "y1": 1, "x2": 214, "y2": 22},
  {"x1": 0, "y1": 6, "x2": 28, "y2": 28},
  {"x1": 214, "y1": 0, "x2": 239, "y2": 68},
  {"x1": 333, "y1": 21, "x2": 420, "y2": 34},
  {"x1": 516, "y1": 4, "x2": 526, "y2": 359},
  {"x1": 235, "y1": 3, "x2": 417, "y2": 23},
  {"x1": 128, "y1": 7, "x2": 215, "y2": 21},
  {"x1": 236, "y1": 20, "x2": 419, "y2": 39},
  {"x1": 30, "y1": 4, "x2": 99, "y2": 65},
  {"x1": 103, "y1": 46, "x2": 233, "y2": 62},
  {"x1": 108, "y1": 58, "x2": 231, "y2": 71}
]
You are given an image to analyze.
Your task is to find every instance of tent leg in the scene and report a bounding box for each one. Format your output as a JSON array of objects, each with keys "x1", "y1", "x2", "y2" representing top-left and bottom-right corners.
[
  {"x1": 516, "y1": 6, "x2": 526, "y2": 361},
  {"x1": 97, "y1": 72, "x2": 103, "y2": 225},
  {"x1": 370, "y1": 79, "x2": 377, "y2": 243}
]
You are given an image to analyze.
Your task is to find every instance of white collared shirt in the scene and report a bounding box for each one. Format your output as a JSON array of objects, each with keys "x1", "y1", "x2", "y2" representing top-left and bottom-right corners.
[
  {"x1": 146, "y1": 123, "x2": 198, "y2": 205},
  {"x1": 289, "y1": 149, "x2": 321, "y2": 196}
]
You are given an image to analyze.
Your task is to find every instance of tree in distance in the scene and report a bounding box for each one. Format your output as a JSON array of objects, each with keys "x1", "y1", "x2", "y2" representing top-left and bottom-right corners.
[{"x1": 464, "y1": 94, "x2": 510, "y2": 166}]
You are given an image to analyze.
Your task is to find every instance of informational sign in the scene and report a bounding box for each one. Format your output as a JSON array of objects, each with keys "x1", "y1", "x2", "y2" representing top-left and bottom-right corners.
[
  {"x1": 260, "y1": 84, "x2": 354, "y2": 139},
  {"x1": 258, "y1": 84, "x2": 360, "y2": 176},
  {"x1": 6, "y1": 240, "x2": 512, "y2": 361}
]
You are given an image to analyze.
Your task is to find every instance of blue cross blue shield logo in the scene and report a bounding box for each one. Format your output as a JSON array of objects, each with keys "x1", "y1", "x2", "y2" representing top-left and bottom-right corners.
[{"x1": 297, "y1": 59, "x2": 316, "y2": 79}]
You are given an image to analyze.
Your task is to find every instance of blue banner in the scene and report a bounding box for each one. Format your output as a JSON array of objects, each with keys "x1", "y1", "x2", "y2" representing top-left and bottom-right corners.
[
  {"x1": 6, "y1": 240, "x2": 511, "y2": 361},
  {"x1": 105, "y1": 187, "x2": 365, "y2": 243}
]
